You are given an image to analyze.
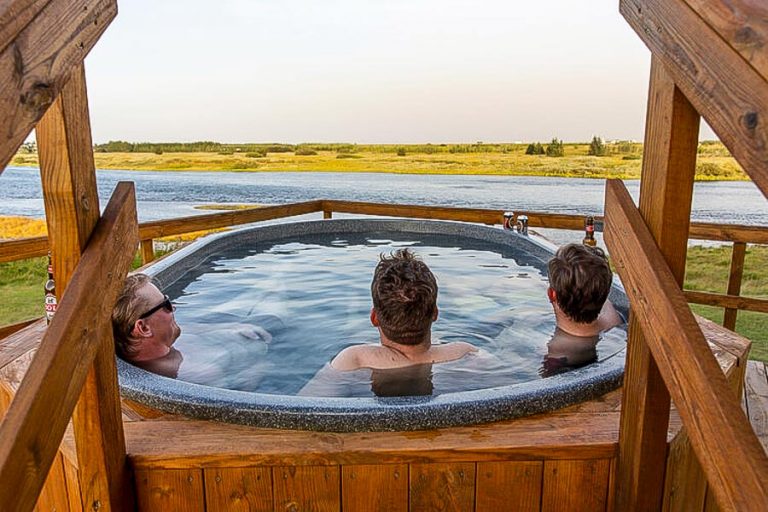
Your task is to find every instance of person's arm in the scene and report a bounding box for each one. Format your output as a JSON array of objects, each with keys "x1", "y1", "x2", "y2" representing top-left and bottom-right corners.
[{"x1": 597, "y1": 300, "x2": 623, "y2": 332}]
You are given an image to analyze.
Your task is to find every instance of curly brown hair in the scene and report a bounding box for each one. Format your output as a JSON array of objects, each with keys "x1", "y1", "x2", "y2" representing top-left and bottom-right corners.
[
  {"x1": 371, "y1": 249, "x2": 438, "y2": 345},
  {"x1": 547, "y1": 243, "x2": 613, "y2": 324},
  {"x1": 111, "y1": 273, "x2": 153, "y2": 359}
]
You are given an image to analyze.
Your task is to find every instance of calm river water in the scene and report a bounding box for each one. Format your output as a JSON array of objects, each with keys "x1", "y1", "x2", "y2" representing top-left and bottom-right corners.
[{"x1": 2, "y1": 166, "x2": 766, "y2": 231}]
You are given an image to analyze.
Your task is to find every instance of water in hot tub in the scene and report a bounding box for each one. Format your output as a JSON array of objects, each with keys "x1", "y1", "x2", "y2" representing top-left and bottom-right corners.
[{"x1": 164, "y1": 231, "x2": 626, "y2": 397}]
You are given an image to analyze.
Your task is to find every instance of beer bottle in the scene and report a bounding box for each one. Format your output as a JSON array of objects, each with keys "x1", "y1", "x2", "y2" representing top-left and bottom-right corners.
[
  {"x1": 44, "y1": 252, "x2": 57, "y2": 324},
  {"x1": 583, "y1": 216, "x2": 597, "y2": 247}
]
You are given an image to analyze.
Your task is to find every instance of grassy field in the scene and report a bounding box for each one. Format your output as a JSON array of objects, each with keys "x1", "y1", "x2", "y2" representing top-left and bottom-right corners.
[
  {"x1": 10, "y1": 141, "x2": 748, "y2": 180},
  {"x1": 1, "y1": 216, "x2": 765, "y2": 360}
]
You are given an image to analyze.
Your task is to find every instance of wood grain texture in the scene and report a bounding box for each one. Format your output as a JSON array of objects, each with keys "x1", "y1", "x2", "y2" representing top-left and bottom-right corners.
[
  {"x1": 135, "y1": 469, "x2": 204, "y2": 512},
  {"x1": 0, "y1": 236, "x2": 48, "y2": 263},
  {"x1": 724, "y1": 242, "x2": 747, "y2": 329},
  {"x1": 341, "y1": 464, "x2": 407, "y2": 512},
  {"x1": 409, "y1": 463, "x2": 475, "y2": 512},
  {"x1": 541, "y1": 459, "x2": 611, "y2": 512},
  {"x1": 620, "y1": 0, "x2": 768, "y2": 198},
  {"x1": 0, "y1": 0, "x2": 49, "y2": 55},
  {"x1": 273, "y1": 466, "x2": 340, "y2": 512},
  {"x1": 38, "y1": 66, "x2": 134, "y2": 512},
  {"x1": 605, "y1": 179, "x2": 768, "y2": 511},
  {"x1": 34, "y1": 452, "x2": 70, "y2": 512},
  {"x1": 204, "y1": 467, "x2": 273, "y2": 512},
  {"x1": 475, "y1": 461, "x2": 542, "y2": 512},
  {"x1": 140, "y1": 239, "x2": 155, "y2": 265},
  {"x1": 0, "y1": 0, "x2": 117, "y2": 173},
  {"x1": 663, "y1": 430, "x2": 707, "y2": 512},
  {"x1": 616, "y1": 56, "x2": 699, "y2": 512},
  {"x1": 682, "y1": 0, "x2": 768, "y2": 82},
  {"x1": 0, "y1": 183, "x2": 137, "y2": 512},
  {"x1": 684, "y1": 290, "x2": 768, "y2": 314},
  {"x1": 323, "y1": 199, "x2": 503, "y2": 225}
]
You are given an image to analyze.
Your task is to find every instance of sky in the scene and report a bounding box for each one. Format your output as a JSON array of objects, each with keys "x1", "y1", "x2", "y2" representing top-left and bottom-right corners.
[{"x1": 82, "y1": 0, "x2": 715, "y2": 144}]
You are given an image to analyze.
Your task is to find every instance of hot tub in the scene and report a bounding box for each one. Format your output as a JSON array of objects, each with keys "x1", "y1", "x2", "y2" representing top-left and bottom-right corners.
[{"x1": 117, "y1": 219, "x2": 628, "y2": 431}]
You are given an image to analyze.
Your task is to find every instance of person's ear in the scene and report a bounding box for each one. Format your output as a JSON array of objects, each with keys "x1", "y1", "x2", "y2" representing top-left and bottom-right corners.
[
  {"x1": 433, "y1": 306, "x2": 439, "y2": 322},
  {"x1": 547, "y1": 287, "x2": 557, "y2": 304},
  {"x1": 370, "y1": 308, "x2": 380, "y2": 327},
  {"x1": 132, "y1": 319, "x2": 152, "y2": 338}
]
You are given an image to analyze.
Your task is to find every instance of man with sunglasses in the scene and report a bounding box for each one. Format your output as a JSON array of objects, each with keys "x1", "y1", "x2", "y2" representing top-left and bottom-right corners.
[{"x1": 112, "y1": 273, "x2": 183, "y2": 377}]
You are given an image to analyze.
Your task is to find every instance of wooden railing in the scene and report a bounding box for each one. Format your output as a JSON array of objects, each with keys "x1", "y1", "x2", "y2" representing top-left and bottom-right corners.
[
  {"x1": 0, "y1": 183, "x2": 138, "y2": 511},
  {"x1": 605, "y1": 179, "x2": 768, "y2": 510},
  {"x1": 2, "y1": 198, "x2": 766, "y2": 336}
]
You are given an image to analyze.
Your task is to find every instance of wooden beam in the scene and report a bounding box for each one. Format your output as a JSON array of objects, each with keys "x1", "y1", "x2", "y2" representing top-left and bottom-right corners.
[
  {"x1": 0, "y1": 0, "x2": 117, "y2": 173},
  {"x1": 620, "y1": 0, "x2": 768, "y2": 198},
  {"x1": 723, "y1": 242, "x2": 747, "y2": 330},
  {"x1": 682, "y1": 0, "x2": 768, "y2": 83},
  {"x1": 616, "y1": 55, "x2": 700, "y2": 512},
  {"x1": 0, "y1": 183, "x2": 138, "y2": 512},
  {"x1": 322, "y1": 200, "x2": 503, "y2": 225},
  {"x1": 605, "y1": 179, "x2": 768, "y2": 512},
  {"x1": 683, "y1": 290, "x2": 768, "y2": 314},
  {"x1": 37, "y1": 65, "x2": 133, "y2": 511},
  {"x1": 0, "y1": 0, "x2": 50, "y2": 55}
]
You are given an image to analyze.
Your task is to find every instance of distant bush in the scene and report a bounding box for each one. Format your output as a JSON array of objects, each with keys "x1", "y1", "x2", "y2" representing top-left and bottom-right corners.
[
  {"x1": 525, "y1": 142, "x2": 545, "y2": 155},
  {"x1": 218, "y1": 150, "x2": 235, "y2": 155},
  {"x1": 336, "y1": 154, "x2": 362, "y2": 159},
  {"x1": 154, "y1": 149, "x2": 163, "y2": 155},
  {"x1": 397, "y1": 147, "x2": 407, "y2": 156},
  {"x1": 588, "y1": 136, "x2": 606, "y2": 156},
  {"x1": 622, "y1": 155, "x2": 641, "y2": 160},
  {"x1": 295, "y1": 148, "x2": 318, "y2": 156},
  {"x1": 245, "y1": 151, "x2": 266, "y2": 158},
  {"x1": 266, "y1": 145, "x2": 295, "y2": 153},
  {"x1": 546, "y1": 138, "x2": 565, "y2": 157}
]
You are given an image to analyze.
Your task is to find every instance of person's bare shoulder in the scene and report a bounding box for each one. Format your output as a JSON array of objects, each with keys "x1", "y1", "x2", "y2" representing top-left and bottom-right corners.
[{"x1": 331, "y1": 345, "x2": 372, "y2": 371}]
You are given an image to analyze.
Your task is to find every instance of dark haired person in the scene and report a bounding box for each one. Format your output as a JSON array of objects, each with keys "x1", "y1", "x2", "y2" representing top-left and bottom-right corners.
[
  {"x1": 541, "y1": 243, "x2": 624, "y2": 377},
  {"x1": 330, "y1": 248, "x2": 477, "y2": 371},
  {"x1": 112, "y1": 273, "x2": 183, "y2": 378}
]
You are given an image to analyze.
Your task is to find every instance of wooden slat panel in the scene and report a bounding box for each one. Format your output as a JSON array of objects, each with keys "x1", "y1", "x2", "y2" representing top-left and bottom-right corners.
[
  {"x1": 138, "y1": 200, "x2": 323, "y2": 239},
  {"x1": 0, "y1": 0, "x2": 49, "y2": 55},
  {"x1": 541, "y1": 459, "x2": 611, "y2": 512},
  {"x1": 409, "y1": 463, "x2": 475, "y2": 512},
  {"x1": 341, "y1": 464, "x2": 407, "y2": 512},
  {"x1": 683, "y1": 290, "x2": 768, "y2": 314},
  {"x1": 273, "y1": 466, "x2": 340, "y2": 512},
  {"x1": 135, "y1": 469, "x2": 204, "y2": 512},
  {"x1": 476, "y1": 461, "x2": 542, "y2": 512},
  {"x1": 62, "y1": 457, "x2": 82, "y2": 512},
  {"x1": 141, "y1": 239, "x2": 155, "y2": 265},
  {"x1": 0, "y1": 0, "x2": 117, "y2": 173},
  {"x1": 617, "y1": 55, "x2": 699, "y2": 511},
  {"x1": 605, "y1": 179, "x2": 768, "y2": 511},
  {"x1": 745, "y1": 361, "x2": 768, "y2": 453},
  {"x1": 35, "y1": 452, "x2": 70, "y2": 512},
  {"x1": 323, "y1": 199, "x2": 503, "y2": 225},
  {"x1": 38, "y1": 64, "x2": 133, "y2": 511},
  {"x1": 0, "y1": 318, "x2": 39, "y2": 341},
  {"x1": 663, "y1": 430, "x2": 707, "y2": 512},
  {"x1": 0, "y1": 183, "x2": 137, "y2": 512},
  {"x1": 682, "y1": 0, "x2": 768, "y2": 82},
  {"x1": 620, "y1": 0, "x2": 768, "y2": 198},
  {"x1": 204, "y1": 467, "x2": 273, "y2": 512},
  {"x1": 606, "y1": 458, "x2": 617, "y2": 512}
]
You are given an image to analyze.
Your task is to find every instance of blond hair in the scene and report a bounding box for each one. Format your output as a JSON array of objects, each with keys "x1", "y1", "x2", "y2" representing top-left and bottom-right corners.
[{"x1": 111, "y1": 273, "x2": 153, "y2": 359}]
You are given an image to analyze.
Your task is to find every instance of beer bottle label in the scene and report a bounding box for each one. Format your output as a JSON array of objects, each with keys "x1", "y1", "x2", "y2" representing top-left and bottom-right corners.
[{"x1": 45, "y1": 292, "x2": 57, "y2": 321}]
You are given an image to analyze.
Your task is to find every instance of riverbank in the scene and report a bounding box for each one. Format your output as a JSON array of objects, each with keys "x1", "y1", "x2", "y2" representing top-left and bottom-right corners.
[{"x1": 10, "y1": 142, "x2": 748, "y2": 180}]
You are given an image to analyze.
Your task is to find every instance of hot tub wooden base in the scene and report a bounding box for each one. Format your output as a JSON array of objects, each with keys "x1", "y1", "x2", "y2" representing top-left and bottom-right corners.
[{"x1": 0, "y1": 317, "x2": 750, "y2": 511}]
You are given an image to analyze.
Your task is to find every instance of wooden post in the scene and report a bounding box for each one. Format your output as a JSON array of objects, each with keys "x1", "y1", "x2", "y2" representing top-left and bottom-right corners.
[
  {"x1": 36, "y1": 63, "x2": 133, "y2": 511},
  {"x1": 616, "y1": 56, "x2": 700, "y2": 511},
  {"x1": 723, "y1": 242, "x2": 746, "y2": 330},
  {"x1": 141, "y1": 239, "x2": 155, "y2": 264}
]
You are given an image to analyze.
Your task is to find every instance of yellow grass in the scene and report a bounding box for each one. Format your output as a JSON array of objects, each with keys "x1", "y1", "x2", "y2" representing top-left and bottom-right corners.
[{"x1": 0, "y1": 216, "x2": 47, "y2": 239}]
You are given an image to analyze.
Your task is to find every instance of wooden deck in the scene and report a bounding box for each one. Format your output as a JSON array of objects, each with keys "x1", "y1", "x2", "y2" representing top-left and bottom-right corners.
[{"x1": 745, "y1": 360, "x2": 768, "y2": 454}]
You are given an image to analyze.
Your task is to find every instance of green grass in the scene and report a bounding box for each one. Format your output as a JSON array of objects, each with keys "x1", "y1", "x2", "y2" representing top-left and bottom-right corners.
[{"x1": 2, "y1": 245, "x2": 765, "y2": 361}]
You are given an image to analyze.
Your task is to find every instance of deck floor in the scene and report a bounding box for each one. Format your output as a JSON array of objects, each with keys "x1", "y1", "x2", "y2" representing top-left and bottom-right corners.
[{"x1": 744, "y1": 360, "x2": 768, "y2": 454}]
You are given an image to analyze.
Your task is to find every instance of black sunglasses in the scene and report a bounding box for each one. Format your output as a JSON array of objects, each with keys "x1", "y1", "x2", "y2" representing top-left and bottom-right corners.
[{"x1": 139, "y1": 295, "x2": 174, "y2": 319}]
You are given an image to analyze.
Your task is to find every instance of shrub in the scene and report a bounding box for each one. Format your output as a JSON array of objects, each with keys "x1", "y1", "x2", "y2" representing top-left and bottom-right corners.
[
  {"x1": 525, "y1": 143, "x2": 536, "y2": 155},
  {"x1": 397, "y1": 147, "x2": 406, "y2": 156},
  {"x1": 295, "y1": 148, "x2": 318, "y2": 156},
  {"x1": 336, "y1": 154, "x2": 361, "y2": 159},
  {"x1": 245, "y1": 151, "x2": 266, "y2": 158},
  {"x1": 588, "y1": 136, "x2": 606, "y2": 156},
  {"x1": 622, "y1": 155, "x2": 641, "y2": 160},
  {"x1": 546, "y1": 138, "x2": 565, "y2": 157}
]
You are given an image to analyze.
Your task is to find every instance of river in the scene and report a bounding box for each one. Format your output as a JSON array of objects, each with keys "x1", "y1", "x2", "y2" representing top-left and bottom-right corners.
[{"x1": 2, "y1": 167, "x2": 766, "y2": 242}]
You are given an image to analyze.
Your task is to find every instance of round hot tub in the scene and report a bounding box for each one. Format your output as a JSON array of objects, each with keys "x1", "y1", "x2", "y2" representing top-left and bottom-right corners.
[{"x1": 118, "y1": 219, "x2": 628, "y2": 431}]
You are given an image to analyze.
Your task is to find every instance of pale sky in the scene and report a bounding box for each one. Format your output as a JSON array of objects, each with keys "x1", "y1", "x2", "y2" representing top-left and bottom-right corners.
[{"x1": 82, "y1": 0, "x2": 715, "y2": 143}]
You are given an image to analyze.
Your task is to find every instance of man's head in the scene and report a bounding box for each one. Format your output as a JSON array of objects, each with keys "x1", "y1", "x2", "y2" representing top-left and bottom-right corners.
[
  {"x1": 371, "y1": 249, "x2": 438, "y2": 345},
  {"x1": 112, "y1": 273, "x2": 180, "y2": 361},
  {"x1": 547, "y1": 243, "x2": 613, "y2": 324}
]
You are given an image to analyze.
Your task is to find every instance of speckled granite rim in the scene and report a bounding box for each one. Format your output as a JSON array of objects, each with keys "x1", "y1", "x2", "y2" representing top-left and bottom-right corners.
[{"x1": 118, "y1": 219, "x2": 628, "y2": 432}]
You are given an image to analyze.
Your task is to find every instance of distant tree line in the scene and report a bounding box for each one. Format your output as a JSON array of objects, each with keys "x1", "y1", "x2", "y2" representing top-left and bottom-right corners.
[{"x1": 525, "y1": 138, "x2": 565, "y2": 157}]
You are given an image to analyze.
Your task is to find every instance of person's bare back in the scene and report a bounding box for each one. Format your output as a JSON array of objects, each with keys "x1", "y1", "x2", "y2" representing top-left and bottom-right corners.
[{"x1": 331, "y1": 340, "x2": 477, "y2": 371}]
